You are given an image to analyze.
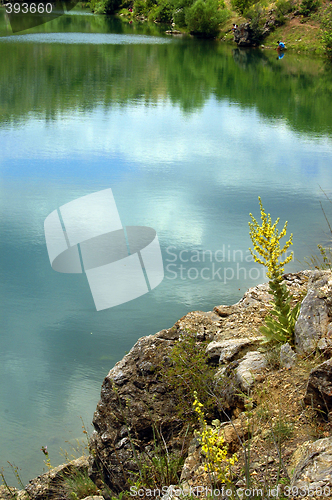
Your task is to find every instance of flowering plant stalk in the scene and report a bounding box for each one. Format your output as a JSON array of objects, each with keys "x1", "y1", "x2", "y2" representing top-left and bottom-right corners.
[
  {"x1": 193, "y1": 392, "x2": 237, "y2": 486},
  {"x1": 248, "y1": 197, "x2": 300, "y2": 345}
]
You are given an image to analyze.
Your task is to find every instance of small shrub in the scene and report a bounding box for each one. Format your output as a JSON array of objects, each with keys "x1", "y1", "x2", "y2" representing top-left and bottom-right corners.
[
  {"x1": 265, "y1": 345, "x2": 281, "y2": 370},
  {"x1": 173, "y1": 7, "x2": 186, "y2": 25},
  {"x1": 58, "y1": 469, "x2": 101, "y2": 500},
  {"x1": 185, "y1": 0, "x2": 229, "y2": 37},
  {"x1": 231, "y1": 0, "x2": 254, "y2": 15},
  {"x1": 149, "y1": 0, "x2": 173, "y2": 22},
  {"x1": 268, "y1": 419, "x2": 293, "y2": 443},
  {"x1": 276, "y1": 0, "x2": 294, "y2": 14},
  {"x1": 133, "y1": 0, "x2": 147, "y2": 15},
  {"x1": 305, "y1": 244, "x2": 332, "y2": 270},
  {"x1": 161, "y1": 333, "x2": 217, "y2": 421},
  {"x1": 245, "y1": 4, "x2": 265, "y2": 43},
  {"x1": 275, "y1": 0, "x2": 294, "y2": 24},
  {"x1": 129, "y1": 442, "x2": 186, "y2": 489},
  {"x1": 88, "y1": 0, "x2": 107, "y2": 13},
  {"x1": 321, "y1": 4, "x2": 332, "y2": 56},
  {"x1": 89, "y1": 0, "x2": 122, "y2": 13},
  {"x1": 299, "y1": 0, "x2": 320, "y2": 16},
  {"x1": 145, "y1": 0, "x2": 157, "y2": 9},
  {"x1": 91, "y1": 0, "x2": 122, "y2": 13},
  {"x1": 255, "y1": 404, "x2": 271, "y2": 423}
]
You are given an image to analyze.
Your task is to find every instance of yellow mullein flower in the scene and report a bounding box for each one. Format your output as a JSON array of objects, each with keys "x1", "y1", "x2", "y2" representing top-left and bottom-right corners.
[
  {"x1": 248, "y1": 197, "x2": 293, "y2": 281},
  {"x1": 248, "y1": 198, "x2": 300, "y2": 345},
  {"x1": 193, "y1": 392, "x2": 237, "y2": 485}
]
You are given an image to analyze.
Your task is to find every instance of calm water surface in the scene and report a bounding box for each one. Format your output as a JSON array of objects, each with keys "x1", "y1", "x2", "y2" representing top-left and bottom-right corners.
[{"x1": 1, "y1": 9, "x2": 332, "y2": 484}]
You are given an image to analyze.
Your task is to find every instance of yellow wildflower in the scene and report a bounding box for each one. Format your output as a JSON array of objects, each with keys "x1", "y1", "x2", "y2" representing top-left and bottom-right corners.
[
  {"x1": 248, "y1": 197, "x2": 293, "y2": 281},
  {"x1": 193, "y1": 392, "x2": 237, "y2": 485}
]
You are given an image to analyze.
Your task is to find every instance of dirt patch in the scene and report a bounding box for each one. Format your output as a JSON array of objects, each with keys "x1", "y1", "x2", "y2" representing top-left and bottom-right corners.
[{"x1": 226, "y1": 353, "x2": 332, "y2": 497}]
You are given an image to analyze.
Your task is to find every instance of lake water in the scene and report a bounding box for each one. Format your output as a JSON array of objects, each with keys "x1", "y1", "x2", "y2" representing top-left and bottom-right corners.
[{"x1": 1, "y1": 9, "x2": 332, "y2": 485}]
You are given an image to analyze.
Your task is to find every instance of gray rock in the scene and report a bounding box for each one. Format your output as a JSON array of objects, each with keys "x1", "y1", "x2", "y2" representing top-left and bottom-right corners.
[
  {"x1": 233, "y1": 23, "x2": 256, "y2": 46},
  {"x1": 206, "y1": 338, "x2": 261, "y2": 364},
  {"x1": 290, "y1": 437, "x2": 332, "y2": 491},
  {"x1": 25, "y1": 456, "x2": 90, "y2": 500},
  {"x1": 0, "y1": 486, "x2": 28, "y2": 500},
  {"x1": 88, "y1": 273, "x2": 309, "y2": 493},
  {"x1": 304, "y1": 358, "x2": 332, "y2": 413},
  {"x1": 214, "y1": 365, "x2": 228, "y2": 381},
  {"x1": 280, "y1": 342, "x2": 297, "y2": 369},
  {"x1": 294, "y1": 271, "x2": 331, "y2": 355},
  {"x1": 235, "y1": 351, "x2": 267, "y2": 391},
  {"x1": 213, "y1": 304, "x2": 239, "y2": 317},
  {"x1": 205, "y1": 340, "x2": 225, "y2": 362},
  {"x1": 82, "y1": 497, "x2": 105, "y2": 500},
  {"x1": 89, "y1": 331, "x2": 188, "y2": 493},
  {"x1": 180, "y1": 438, "x2": 202, "y2": 483}
]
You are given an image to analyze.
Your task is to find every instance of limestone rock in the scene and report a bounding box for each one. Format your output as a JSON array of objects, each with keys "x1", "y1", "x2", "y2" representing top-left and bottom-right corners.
[
  {"x1": 16, "y1": 490, "x2": 30, "y2": 500},
  {"x1": 290, "y1": 437, "x2": 332, "y2": 490},
  {"x1": 25, "y1": 456, "x2": 90, "y2": 500},
  {"x1": 235, "y1": 351, "x2": 267, "y2": 391},
  {"x1": 280, "y1": 342, "x2": 297, "y2": 369},
  {"x1": 0, "y1": 486, "x2": 29, "y2": 500},
  {"x1": 89, "y1": 329, "x2": 192, "y2": 492},
  {"x1": 82, "y1": 497, "x2": 105, "y2": 500},
  {"x1": 88, "y1": 272, "x2": 309, "y2": 492},
  {"x1": 317, "y1": 323, "x2": 332, "y2": 352},
  {"x1": 180, "y1": 438, "x2": 201, "y2": 483},
  {"x1": 233, "y1": 23, "x2": 256, "y2": 47},
  {"x1": 212, "y1": 273, "x2": 308, "y2": 343},
  {"x1": 213, "y1": 304, "x2": 240, "y2": 317},
  {"x1": 221, "y1": 417, "x2": 249, "y2": 453},
  {"x1": 206, "y1": 337, "x2": 261, "y2": 364},
  {"x1": 304, "y1": 358, "x2": 332, "y2": 414},
  {"x1": 287, "y1": 440, "x2": 314, "y2": 478},
  {"x1": 175, "y1": 310, "x2": 221, "y2": 341},
  {"x1": 294, "y1": 271, "x2": 331, "y2": 355}
]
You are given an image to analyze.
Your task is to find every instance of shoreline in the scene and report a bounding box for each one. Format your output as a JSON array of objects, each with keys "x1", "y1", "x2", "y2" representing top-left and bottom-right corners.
[{"x1": 4, "y1": 270, "x2": 332, "y2": 499}]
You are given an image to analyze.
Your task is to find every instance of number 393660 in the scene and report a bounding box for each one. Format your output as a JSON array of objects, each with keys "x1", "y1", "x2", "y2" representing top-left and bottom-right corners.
[{"x1": 4, "y1": 2, "x2": 53, "y2": 14}]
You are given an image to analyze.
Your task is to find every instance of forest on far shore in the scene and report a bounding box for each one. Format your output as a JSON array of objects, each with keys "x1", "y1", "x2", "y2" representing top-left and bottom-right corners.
[{"x1": 88, "y1": 0, "x2": 332, "y2": 54}]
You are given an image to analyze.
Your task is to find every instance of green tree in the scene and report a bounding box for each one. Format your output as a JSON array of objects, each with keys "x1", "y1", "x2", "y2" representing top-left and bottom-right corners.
[
  {"x1": 299, "y1": 0, "x2": 320, "y2": 16},
  {"x1": 149, "y1": 0, "x2": 173, "y2": 22},
  {"x1": 321, "y1": 4, "x2": 332, "y2": 57},
  {"x1": 89, "y1": 0, "x2": 122, "y2": 13},
  {"x1": 231, "y1": 0, "x2": 253, "y2": 15},
  {"x1": 185, "y1": 0, "x2": 228, "y2": 37}
]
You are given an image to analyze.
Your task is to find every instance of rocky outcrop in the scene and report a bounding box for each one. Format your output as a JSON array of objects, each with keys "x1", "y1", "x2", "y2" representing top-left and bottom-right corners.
[
  {"x1": 289, "y1": 437, "x2": 332, "y2": 492},
  {"x1": 233, "y1": 10, "x2": 300, "y2": 47},
  {"x1": 25, "y1": 456, "x2": 90, "y2": 500},
  {"x1": 233, "y1": 23, "x2": 257, "y2": 47},
  {"x1": 205, "y1": 337, "x2": 261, "y2": 364},
  {"x1": 0, "y1": 486, "x2": 29, "y2": 500},
  {"x1": 235, "y1": 351, "x2": 267, "y2": 391},
  {"x1": 304, "y1": 358, "x2": 332, "y2": 414},
  {"x1": 280, "y1": 342, "x2": 297, "y2": 369},
  {"x1": 88, "y1": 272, "x2": 310, "y2": 492},
  {"x1": 294, "y1": 271, "x2": 332, "y2": 355},
  {"x1": 9, "y1": 269, "x2": 332, "y2": 499},
  {"x1": 89, "y1": 327, "x2": 189, "y2": 493}
]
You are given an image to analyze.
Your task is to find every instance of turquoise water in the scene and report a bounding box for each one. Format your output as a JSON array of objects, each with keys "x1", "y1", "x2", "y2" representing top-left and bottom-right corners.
[{"x1": 1, "y1": 9, "x2": 332, "y2": 485}]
